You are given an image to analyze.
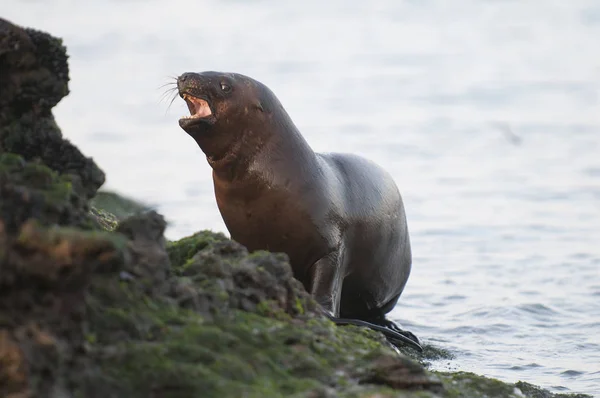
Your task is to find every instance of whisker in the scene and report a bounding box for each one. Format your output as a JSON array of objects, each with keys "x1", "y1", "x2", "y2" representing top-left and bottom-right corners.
[
  {"x1": 157, "y1": 81, "x2": 177, "y2": 90},
  {"x1": 156, "y1": 75, "x2": 179, "y2": 90},
  {"x1": 159, "y1": 85, "x2": 179, "y2": 100},
  {"x1": 159, "y1": 87, "x2": 178, "y2": 103},
  {"x1": 166, "y1": 90, "x2": 180, "y2": 112},
  {"x1": 159, "y1": 75, "x2": 182, "y2": 115},
  {"x1": 162, "y1": 89, "x2": 181, "y2": 116}
]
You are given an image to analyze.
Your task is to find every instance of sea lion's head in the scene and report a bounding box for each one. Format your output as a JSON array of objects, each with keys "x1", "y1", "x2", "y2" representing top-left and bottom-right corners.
[{"x1": 176, "y1": 71, "x2": 279, "y2": 165}]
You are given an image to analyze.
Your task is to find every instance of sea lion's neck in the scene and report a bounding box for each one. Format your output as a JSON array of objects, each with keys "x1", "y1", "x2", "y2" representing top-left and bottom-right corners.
[
  {"x1": 210, "y1": 115, "x2": 317, "y2": 184},
  {"x1": 204, "y1": 134, "x2": 248, "y2": 178}
]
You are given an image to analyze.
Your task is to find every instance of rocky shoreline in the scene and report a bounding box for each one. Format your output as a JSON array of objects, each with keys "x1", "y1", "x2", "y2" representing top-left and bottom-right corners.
[{"x1": 0, "y1": 18, "x2": 591, "y2": 398}]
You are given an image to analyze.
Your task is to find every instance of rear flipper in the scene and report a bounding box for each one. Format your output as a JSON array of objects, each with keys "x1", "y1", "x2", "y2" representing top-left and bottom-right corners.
[
  {"x1": 327, "y1": 315, "x2": 423, "y2": 352},
  {"x1": 378, "y1": 318, "x2": 421, "y2": 348}
]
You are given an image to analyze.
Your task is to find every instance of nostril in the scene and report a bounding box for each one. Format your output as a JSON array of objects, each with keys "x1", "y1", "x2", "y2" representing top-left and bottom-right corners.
[{"x1": 178, "y1": 73, "x2": 191, "y2": 83}]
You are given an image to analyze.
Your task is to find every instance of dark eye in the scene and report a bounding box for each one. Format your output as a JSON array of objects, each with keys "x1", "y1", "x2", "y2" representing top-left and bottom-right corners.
[{"x1": 220, "y1": 82, "x2": 231, "y2": 93}]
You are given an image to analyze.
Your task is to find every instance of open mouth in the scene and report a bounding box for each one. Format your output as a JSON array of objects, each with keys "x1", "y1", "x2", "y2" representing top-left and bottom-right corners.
[{"x1": 180, "y1": 94, "x2": 213, "y2": 121}]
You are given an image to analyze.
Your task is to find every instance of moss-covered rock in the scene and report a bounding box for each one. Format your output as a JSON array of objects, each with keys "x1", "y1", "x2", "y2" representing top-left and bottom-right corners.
[
  {"x1": 0, "y1": 16, "x2": 593, "y2": 398},
  {"x1": 168, "y1": 235, "x2": 318, "y2": 319},
  {"x1": 90, "y1": 190, "x2": 150, "y2": 221},
  {"x1": 0, "y1": 17, "x2": 105, "y2": 200},
  {"x1": 0, "y1": 219, "x2": 128, "y2": 398},
  {"x1": 0, "y1": 152, "x2": 92, "y2": 231},
  {"x1": 167, "y1": 229, "x2": 229, "y2": 270},
  {"x1": 397, "y1": 342, "x2": 455, "y2": 369},
  {"x1": 433, "y1": 372, "x2": 593, "y2": 398},
  {"x1": 514, "y1": 381, "x2": 593, "y2": 398},
  {"x1": 89, "y1": 207, "x2": 119, "y2": 231},
  {"x1": 83, "y1": 300, "x2": 442, "y2": 397}
]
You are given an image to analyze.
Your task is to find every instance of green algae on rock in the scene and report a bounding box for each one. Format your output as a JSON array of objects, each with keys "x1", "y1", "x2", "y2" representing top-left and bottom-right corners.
[
  {"x1": 435, "y1": 372, "x2": 593, "y2": 398},
  {"x1": 167, "y1": 229, "x2": 230, "y2": 270},
  {"x1": 514, "y1": 381, "x2": 593, "y2": 398},
  {"x1": 86, "y1": 300, "x2": 442, "y2": 397},
  {"x1": 89, "y1": 207, "x2": 120, "y2": 231},
  {"x1": 0, "y1": 152, "x2": 93, "y2": 233},
  {"x1": 91, "y1": 190, "x2": 151, "y2": 221},
  {"x1": 168, "y1": 236, "x2": 318, "y2": 319},
  {"x1": 0, "y1": 220, "x2": 128, "y2": 398},
  {"x1": 396, "y1": 341, "x2": 455, "y2": 369}
]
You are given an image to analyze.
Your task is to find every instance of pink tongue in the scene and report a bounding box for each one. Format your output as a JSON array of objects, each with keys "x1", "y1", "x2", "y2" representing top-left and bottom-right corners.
[{"x1": 195, "y1": 101, "x2": 212, "y2": 117}]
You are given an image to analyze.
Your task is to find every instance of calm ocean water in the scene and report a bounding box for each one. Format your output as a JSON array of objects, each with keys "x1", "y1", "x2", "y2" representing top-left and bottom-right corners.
[{"x1": 5, "y1": 0, "x2": 600, "y2": 395}]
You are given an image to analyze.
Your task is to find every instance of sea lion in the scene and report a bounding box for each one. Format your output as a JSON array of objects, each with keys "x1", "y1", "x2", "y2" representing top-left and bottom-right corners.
[{"x1": 176, "y1": 71, "x2": 421, "y2": 351}]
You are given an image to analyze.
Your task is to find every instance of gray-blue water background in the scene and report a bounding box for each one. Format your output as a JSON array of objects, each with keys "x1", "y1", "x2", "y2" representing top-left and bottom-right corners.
[{"x1": 4, "y1": 0, "x2": 600, "y2": 395}]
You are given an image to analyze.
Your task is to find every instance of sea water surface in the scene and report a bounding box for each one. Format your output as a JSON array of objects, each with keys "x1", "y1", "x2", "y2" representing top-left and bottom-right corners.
[{"x1": 4, "y1": 0, "x2": 600, "y2": 395}]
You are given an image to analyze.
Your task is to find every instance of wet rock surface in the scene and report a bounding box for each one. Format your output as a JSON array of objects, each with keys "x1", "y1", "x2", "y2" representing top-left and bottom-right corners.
[{"x1": 0, "y1": 18, "x2": 591, "y2": 398}]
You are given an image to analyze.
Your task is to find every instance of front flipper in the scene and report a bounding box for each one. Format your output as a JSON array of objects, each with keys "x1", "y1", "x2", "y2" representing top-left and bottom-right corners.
[
  {"x1": 328, "y1": 316, "x2": 423, "y2": 352},
  {"x1": 308, "y1": 252, "x2": 345, "y2": 316},
  {"x1": 308, "y1": 253, "x2": 423, "y2": 352}
]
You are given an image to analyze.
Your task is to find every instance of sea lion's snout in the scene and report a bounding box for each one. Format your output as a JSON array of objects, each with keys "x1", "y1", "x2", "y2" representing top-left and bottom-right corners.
[
  {"x1": 176, "y1": 72, "x2": 203, "y2": 97},
  {"x1": 176, "y1": 72, "x2": 196, "y2": 88},
  {"x1": 177, "y1": 72, "x2": 216, "y2": 129},
  {"x1": 178, "y1": 72, "x2": 191, "y2": 83}
]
